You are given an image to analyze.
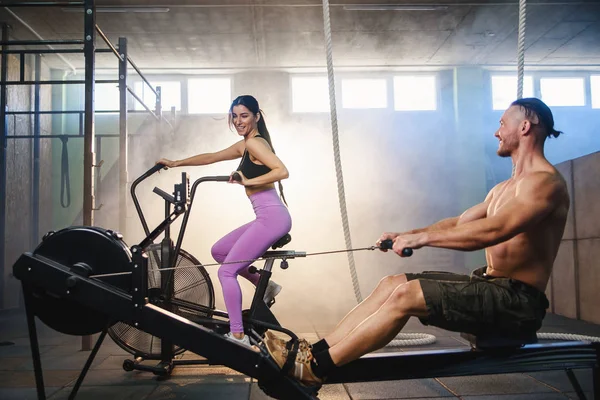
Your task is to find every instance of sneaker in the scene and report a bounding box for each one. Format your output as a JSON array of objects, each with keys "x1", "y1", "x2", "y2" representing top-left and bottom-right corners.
[
  {"x1": 225, "y1": 332, "x2": 253, "y2": 349},
  {"x1": 263, "y1": 281, "x2": 282, "y2": 305},
  {"x1": 265, "y1": 331, "x2": 312, "y2": 353},
  {"x1": 264, "y1": 334, "x2": 322, "y2": 387}
]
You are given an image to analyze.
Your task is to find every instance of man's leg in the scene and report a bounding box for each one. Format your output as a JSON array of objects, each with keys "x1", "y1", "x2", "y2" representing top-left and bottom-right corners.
[
  {"x1": 323, "y1": 274, "x2": 408, "y2": 347},
  {"x1": 328, "y1": 280, "x2": 427, "y2": 366}
]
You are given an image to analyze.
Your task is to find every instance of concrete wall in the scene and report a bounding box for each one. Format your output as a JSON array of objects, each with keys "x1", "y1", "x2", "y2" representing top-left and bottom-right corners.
[
  {"x1": 2, "y1": 54, "x2": 52, "y2": 310},
  {"x1": 550, "y1": 152, "x2": 600, "y2": 325}
]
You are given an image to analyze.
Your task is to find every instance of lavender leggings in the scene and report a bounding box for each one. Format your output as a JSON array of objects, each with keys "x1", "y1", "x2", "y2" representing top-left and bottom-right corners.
[{"x1": 211, "y1": 188, "x2": 291, "y2": 333}]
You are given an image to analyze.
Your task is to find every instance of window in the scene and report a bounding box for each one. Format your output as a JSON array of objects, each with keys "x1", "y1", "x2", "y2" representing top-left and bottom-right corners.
[
  {"x1": 342, "y1": 79, "x2": 387, "y2": 109},
  {"x1": 291, "y1": 76, "x2": 330, "y2": 113},
  {"x1": 134, "y1": 81, "x2": 181, "y2": 112},
  {"x1": 540, "y1": 78, "x2": 585, "y2": 107},
  {"x1": 491, "y1": 75, "x2": 534, "y2": 110},
  {"x1": 94, "y1": 83, "x2": 120, "y2": 112},
  {"x1": 188, "y1": 78, "x2": 231, "y2": 114},
  {"x1": 590, "y1": 76, "x2": 599, "y2": 109},
  {"x1": 393, "y1": 76, "x2": 437, "y2": 111}
]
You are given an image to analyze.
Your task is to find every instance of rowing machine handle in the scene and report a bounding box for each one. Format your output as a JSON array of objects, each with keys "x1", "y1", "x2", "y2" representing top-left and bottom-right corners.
[{"x1": 381, "y1": 239, "x2": 413, "y2": 257}]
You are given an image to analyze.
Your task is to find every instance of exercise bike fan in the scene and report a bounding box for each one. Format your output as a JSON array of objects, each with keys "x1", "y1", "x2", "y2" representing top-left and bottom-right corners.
[{"x1": 107, "y1": 244, "x2": 215, "y2": 359}]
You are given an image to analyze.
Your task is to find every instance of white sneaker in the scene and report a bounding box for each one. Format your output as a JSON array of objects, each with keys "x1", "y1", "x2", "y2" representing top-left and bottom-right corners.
[
  {"x1": 224, "y1": 332, "x2": 252, "y2": 348},
  {"x1": 263, "y1": 281, "x2": 282, "y2": 305}
]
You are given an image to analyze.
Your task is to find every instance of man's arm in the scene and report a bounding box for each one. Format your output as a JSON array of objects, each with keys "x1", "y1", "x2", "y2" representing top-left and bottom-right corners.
[
  {"x1": 408, "y1": 198, "x2": 491, "y2": 234},
  {"x1": 407, "y1": 172, "x2": 563, "y2": 252},
  {"x1": 377, "y1": 195, "x2": 492, "y2": 250}
]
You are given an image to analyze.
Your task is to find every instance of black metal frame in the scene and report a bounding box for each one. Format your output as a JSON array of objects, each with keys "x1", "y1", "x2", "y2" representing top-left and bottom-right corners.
[
  {"x1": 12, "y1": 236, "x2": 600, "y2": 400},
  {"x1": 121, "y1": 165, "x2": 300, "y2": 375},
  {"x1": 0, "y1": 0, "x2": 166, "y2": 313}
]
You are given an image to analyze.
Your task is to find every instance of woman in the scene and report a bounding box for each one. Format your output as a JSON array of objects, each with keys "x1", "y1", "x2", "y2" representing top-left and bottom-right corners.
[{"x1": 157, "y1": 95, "x2": 291, "y2": 348}]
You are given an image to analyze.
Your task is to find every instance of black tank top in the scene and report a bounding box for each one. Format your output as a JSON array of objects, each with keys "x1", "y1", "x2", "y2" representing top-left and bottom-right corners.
[{"x1": 237, "y1": 136, "x2": 271, "y2": 179}]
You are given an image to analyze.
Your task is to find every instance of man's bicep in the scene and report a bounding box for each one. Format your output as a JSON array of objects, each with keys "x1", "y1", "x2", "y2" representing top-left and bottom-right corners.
[{"x1": 457, "y1": 201, "x2": 488, "y2": 225}]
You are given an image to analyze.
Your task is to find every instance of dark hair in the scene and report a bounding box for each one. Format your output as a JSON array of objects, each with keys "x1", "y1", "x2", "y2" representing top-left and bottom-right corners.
[
  {"x1": 228, "y1": 95, "x2": 288, "y2": 206},
  {"x1": 510, "y1": 97, "x2": 563, "y2": 139}
]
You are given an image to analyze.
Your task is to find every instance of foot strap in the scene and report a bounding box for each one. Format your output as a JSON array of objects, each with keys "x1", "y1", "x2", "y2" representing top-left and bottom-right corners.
[{"x1": 281, "y1": 339, "x2": 300, "y2": 375}]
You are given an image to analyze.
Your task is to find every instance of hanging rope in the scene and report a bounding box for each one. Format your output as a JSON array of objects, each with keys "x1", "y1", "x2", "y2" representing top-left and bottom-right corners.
[
  {"x1": 516, "y1": 0, "x2": 527, "y2": 99},
  {"x1": 320, "y1": 0, "x2": 435, "y2": 347},
  {"x1": 60, "y1": 136, "x2": 71, "y2": 208},
  {"x1": 321, "y1": 0, "x2": 362, "y2": 304}
]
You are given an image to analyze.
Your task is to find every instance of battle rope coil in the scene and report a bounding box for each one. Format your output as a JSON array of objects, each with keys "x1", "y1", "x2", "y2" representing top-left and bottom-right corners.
[{"x1": 320, "y1": 0, "x2": 434, "y2": 347}]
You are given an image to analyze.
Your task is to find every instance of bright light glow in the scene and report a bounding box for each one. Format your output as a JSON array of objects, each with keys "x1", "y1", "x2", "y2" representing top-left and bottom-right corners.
[
  {"x1": 393, "y1": 76, "x2": 437, "y2": 111},
  {"x1": 491, "y1": 75, "x2": 534, "y2": 110},
  {"x1": 342, "y1": 79, "x2": 387, "y2": 109},
  {"x1": 94, "y1": 83, "x2": 119, "y2": 112},
  {"x1": 188, "y1": 78, "x2": 232, "y2": 114},
  {"x1": 540, "y1": 78, "x2": 585, "y2": 107},
  {"x1": 592, "y1": 76, "x2": 600, "y2": 109},
  {"x1": 134, "y1": 81, "x2": 181, "y2": 112},
  {"x1": 291, "y1": 76, "x2": 330, "y2": 113}
]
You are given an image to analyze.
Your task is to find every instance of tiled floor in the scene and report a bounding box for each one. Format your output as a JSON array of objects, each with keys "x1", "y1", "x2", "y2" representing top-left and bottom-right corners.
[{"x1": 0, "y1": 311, "x2": 598, "y2": 399}]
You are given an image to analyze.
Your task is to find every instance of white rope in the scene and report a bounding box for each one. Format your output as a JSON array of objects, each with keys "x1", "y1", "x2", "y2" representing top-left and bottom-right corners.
[
  {"x1": 321, "y1": 0, "x2": 362, "y2": 304},
  {"x1": 516, "y1": 0, "x2": 527, "y2": 99},
  {"x1": 537, "y1": 332, "x2": 600, "y2": 342},
  {"x1": 387, "y1": 333, "x2": 437, "y2": 347},
  {"x1": 320, "y1": 0, "x2": 435, "y2": 347}
]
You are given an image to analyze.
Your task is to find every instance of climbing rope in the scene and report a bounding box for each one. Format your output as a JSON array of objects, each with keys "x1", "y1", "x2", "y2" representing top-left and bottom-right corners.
[
  {"x1": 320, "y1": 0, "x2": 435, "y2": 347},
  {"x1": 516, "y1": 0, "x2": 527, "y2": 99},
  {"x1": 321, "y1": 0, "x2": 362, "y2": 305}
]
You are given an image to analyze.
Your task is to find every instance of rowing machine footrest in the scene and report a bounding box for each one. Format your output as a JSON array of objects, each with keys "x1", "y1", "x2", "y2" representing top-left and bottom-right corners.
[{"x1": 461, "y1": 331, "x2": 538, "y2": 350}]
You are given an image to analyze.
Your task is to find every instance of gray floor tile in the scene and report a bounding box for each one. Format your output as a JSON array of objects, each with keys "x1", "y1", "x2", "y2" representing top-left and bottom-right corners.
[
  {"x1": 16, "y1": 351, "x2": 111, "y2": 371},
  {"x1": 437, "y1": 374, "x2": 556, "y2": 396},
  {"x1": 461, "y1": 394, "x2": 569, "y2": 399},
  {"x1": 145, "y1": 382, "x2": 250, "y2": 399},
  {"x1": 0, "y1": 370, "x2": 80, "y2": 388},
  {"x1": 525, "y1": 369, "x2": 594, "y2": 393},
  {"x1": 563, "y1": 391, "x2": 593, "y2": 399},
  {"x1": 48, "y1": 384, "x2": 158, "y2": 400},
  {"x1": 0, "y1": 356, "x2": 29, "y2": 370},
  {"x1": 249, "y1": 382, "x2": 350, "y2": 400},
  {"x1": 63, "y1": 369, "x2": 161, "y2": 387},
  {"x1": 0, "y1": 386, "x2": 61, "y2": 400},
  {"x1": 345, "y1": 379, "x2": 454, "y2": 399}
]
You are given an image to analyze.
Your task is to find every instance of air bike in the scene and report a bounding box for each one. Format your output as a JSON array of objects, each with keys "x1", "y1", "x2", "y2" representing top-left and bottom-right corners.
[{"x1": 11, "y1": 164, "x2": 600, "y2": 400}]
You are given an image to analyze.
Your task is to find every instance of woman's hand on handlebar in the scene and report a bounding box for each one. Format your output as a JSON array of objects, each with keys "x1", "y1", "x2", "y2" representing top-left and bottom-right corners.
[
  {"x1": 229, "y1": 170, "x2": 248, "y2": 185},
  {"x1": 156, "y1": 158, "x2": 179, "y2": 169}
]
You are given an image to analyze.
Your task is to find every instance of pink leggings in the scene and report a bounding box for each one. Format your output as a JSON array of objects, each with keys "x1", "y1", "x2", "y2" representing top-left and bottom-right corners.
[{"x1": 211, "y1": 189, "x2": 291, "y2": 333}]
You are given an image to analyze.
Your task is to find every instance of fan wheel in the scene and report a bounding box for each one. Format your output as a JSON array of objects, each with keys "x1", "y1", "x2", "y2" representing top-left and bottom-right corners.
[{"x1": 107, "y1": 244, "x2": 215, "y2": 358}]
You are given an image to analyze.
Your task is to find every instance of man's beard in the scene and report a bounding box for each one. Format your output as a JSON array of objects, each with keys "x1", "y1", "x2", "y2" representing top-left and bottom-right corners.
[{"x1": 497, "y1": 140, "x2": 515, "y2": 158}]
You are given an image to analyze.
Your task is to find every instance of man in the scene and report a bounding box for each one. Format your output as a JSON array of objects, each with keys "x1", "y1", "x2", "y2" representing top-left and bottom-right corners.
[{"x1": 266, "y1": 97, "x2": 570, "y2": 387}]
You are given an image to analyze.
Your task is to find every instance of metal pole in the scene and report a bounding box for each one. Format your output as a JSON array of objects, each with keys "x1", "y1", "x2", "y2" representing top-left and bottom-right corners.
[
  {"x1": 0, "y1": 23, "x2": 9, "y2": 310},
  {"x1": 118, "y1": 37, "x2": 127, "y2": 236},
  {"x1": 32, "y1": 54, "x2": 41, "y2": 248},
  {"x1": 82, "y1": 0, "x2": 96, "y2": 352}
]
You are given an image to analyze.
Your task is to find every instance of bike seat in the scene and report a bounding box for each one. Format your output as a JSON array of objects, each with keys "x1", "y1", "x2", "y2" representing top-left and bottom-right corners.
[{"x1": 271, "y1": 234, "x2": 291, "y2": 250}]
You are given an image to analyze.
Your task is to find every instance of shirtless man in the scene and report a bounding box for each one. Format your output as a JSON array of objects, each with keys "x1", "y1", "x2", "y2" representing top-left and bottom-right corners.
[{"x1": 266, "y1": 97, "x2": 570, "y2": 387}]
